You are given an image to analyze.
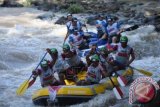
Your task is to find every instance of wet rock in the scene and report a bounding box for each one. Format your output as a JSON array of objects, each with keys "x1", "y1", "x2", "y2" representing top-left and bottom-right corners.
[
  {"x1": 55, "y1": 16, "x2": 67, "y2": 25},
  {"x1": 82, "y1": 1, "x2": 119, "y2": 13},
  {"x1": 37, "y1": 4, "x2": 60, "y2": 12},
  {"x1": 86, "y1": 16, "x2": 97, "y2": 25},
  {"x1": 154, "y1": 15, "x2": 160, "y2": 32},
  {"x1": 36, "y1": 13, "x2": 55, "y2": 21},
  {"x1": 143, "y1": 15, "x2": 160, "y2": 32},
  {"x1": 144, "y1": 9, "x2": 158, "y2": 18},
  {"x1": 0, "y1": 0, "x2": 23, "y2": 7}
]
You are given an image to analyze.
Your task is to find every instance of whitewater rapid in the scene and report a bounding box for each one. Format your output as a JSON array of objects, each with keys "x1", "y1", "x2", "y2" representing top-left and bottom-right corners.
[{"x1": 0, "y1": 7, "x2": 160, "y2": 107}]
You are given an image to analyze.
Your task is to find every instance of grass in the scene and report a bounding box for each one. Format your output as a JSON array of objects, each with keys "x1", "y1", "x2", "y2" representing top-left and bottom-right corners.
[{"x1": 67, "y1": 4, "x2": 84, "y2": 14}]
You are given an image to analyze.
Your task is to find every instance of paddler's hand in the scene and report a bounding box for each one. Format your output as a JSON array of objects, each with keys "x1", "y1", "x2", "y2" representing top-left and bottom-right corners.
[
  {"x1": 32, "y1": 70, "x2": 37, "y2": 75},
  {"x1": 46, "y1": 48, "x2": 51, "y2": 54},
  {"x1": 61, "y1": 53, "x2": 66, "y2": 60}
]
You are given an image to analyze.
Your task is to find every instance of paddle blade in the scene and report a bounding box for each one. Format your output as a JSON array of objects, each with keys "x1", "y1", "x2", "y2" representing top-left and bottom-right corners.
[
  {"x1": 125, "y1": 25, "x2": 139, "y2": 31},
  {"x1": 113, "y1": 87, "x2": 123, "y2": 99},
  {"x1": 137, "y1": 69, "x2": 153, "y2": 76},
  {"x1": 16, "y1": 80, "x2": 29, "y2": 96},
  {"x1": 117, "y1": 76, "x2": 128, "y2": 87}
]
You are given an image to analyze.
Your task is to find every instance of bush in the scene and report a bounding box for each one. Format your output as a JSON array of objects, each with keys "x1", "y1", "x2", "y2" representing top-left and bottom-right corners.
[
  {"x1": 22, "y1": 0, "x2": 32, "y2": 7},
  {"x1": 67, "y1": 4, "x2": 84, "y2": 14}
]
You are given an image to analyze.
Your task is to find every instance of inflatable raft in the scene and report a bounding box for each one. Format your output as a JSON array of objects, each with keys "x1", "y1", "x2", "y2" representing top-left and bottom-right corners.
[{"x1": 32, "y1": 67, "x2": 134, "y2": 106}]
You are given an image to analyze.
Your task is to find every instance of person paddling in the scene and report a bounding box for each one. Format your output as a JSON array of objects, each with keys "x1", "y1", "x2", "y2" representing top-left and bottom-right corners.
[
  {"x1": 60, "y1": 44, "x2": 86, "y2": 82},
  {"x1": 64, "y1": 15, "x2": 85, "y2": 43},
  {"x1": 77, "y1": 54, "x2": 107, "y2": 85},
  {"x1": 30, "y1": 60, "x2": 58, "y2": 87},
  {"x1": 107, "y1": 36, "x2": 135, "y2": 73},
  {"x1": 29, "y1": 48, "x2": 70, "y2": 87},
  {"x1": 68, "y1": 29, "x2": 88, "y2": 50},
  {"x1": 95, "y1": 15, "x2": 107, "y2": 39}
]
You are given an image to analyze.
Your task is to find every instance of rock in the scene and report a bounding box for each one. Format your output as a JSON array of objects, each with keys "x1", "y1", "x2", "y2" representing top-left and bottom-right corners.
[
  {"x1": 0, "y1": 0, "x2": 23, "y2": 7},
  {"x1": 154, "y1": 15, "x2": 160, "y2": 32},
  {"x1": 86, "y1": 16, "x2": 97, "y2": 25},
  {"x1": 143, "y1": 14, "x2": 160, "y2": 32},
  {"x1": 55, "y1": 16, "x2": 67, "y2": 25},
  {"x1": 36, "y1": 13, "x2": 55, "y2": 21},
  {"x1": 37, "y1": 3, "x2": 60, "y2": 12},
  {"x1": 144, "y1": 9, "x2": 157, "y2": 17}
]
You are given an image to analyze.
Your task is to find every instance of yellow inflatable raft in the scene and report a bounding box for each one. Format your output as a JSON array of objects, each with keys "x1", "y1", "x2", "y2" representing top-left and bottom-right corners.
[{"x1": 32, "y1": 67, "x2": 134, "y2": 106}]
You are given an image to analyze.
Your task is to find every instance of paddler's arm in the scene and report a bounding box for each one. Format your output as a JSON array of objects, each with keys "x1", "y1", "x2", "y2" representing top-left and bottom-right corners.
[
  {"x1": 46, "y1": 48, "x2": 57, "y2": 67},
  {"x1": 99, "y1": 64, "x2": 107, "y2": 77},
  {"x1": 28, "y1": 69, "x2": 40, "y2": 88},
  {"x1": 100, "y1": 33, "x2": 108, "y2": 40},
  {"x1": 127, "y1": 48, "x2": 135, "y2": 66},
  {"x1": 86, "y1": 54, "x2": 92, "y2": 66},
  {"x1": 64, "y1": 31, "x2": 69, "y2": 43}
]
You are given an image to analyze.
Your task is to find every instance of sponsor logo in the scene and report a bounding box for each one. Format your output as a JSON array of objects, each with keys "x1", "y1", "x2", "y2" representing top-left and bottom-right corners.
[
  {"x1": 68, "y1": 90, "x2": 86, "y2": 94},
  {"x1": 129, "y1": 77, "x2": 159, "y2": 104}
]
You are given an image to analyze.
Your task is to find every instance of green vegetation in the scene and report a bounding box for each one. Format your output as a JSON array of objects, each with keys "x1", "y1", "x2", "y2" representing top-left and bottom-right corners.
[
  {"x1": 22, "y1": 0, "x2": 32, "y2": 6},
  {"x1": 67, "y1": 4, "x2": 84, "y2": 13}
]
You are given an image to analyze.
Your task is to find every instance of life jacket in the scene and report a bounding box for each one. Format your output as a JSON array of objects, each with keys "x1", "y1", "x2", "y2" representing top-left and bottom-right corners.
[
  {"x1": 107, "y1": 43, "x2": 118, "y2": 59},
  {"x1": 99, "y1": 55, "x2": 115, "y2": 73},
  {"x1": 53, "y1": 58, "x2": 70, "y2": 73},
  {"x1": 96, "y1": 20, "x2": 106, "y2": 32},
  {"x1": 69, "y1": 33, "x2": 83, "y2": 46},
  {"x1": 62, "y1": 50, "x2": 81, "y2": 67},
  {"x1": 107, "y1": 22, "x2": 119, "y2": 36},
  {"x1": 67, "y1": 21, "x2": 83, "y2": 34},
  {"x1": 39, "y1": 68, "x2": 55, "y2": 86},
  {"x1": 87, "y1": 64, "x2": 103, "y2": 83},
  {"x1": 115, "y1": 43, "x2": 132, "y2": 65}
]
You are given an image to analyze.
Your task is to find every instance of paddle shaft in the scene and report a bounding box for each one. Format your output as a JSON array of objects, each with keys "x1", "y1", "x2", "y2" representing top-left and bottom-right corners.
[
  {"x1": 130, "y1": 66, "x2": 152, "y2": 76},
  {"x1": 109, "y1": 76, "x2": 116, "y2": 87},
  {"x1": 130, "y1": 66, "x2": 140, "y2": 72},
  {"x1": 35, "y1": 52, "x2": 47, "y2": 70},
  {"x1": 19, "y1": 52, "x2": 48, "y2": 94}
]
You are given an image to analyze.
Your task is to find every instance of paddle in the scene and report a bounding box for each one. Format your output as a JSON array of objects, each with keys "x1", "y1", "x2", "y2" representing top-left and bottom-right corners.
[
  {"x1": 63, "y1": 31, "x2": 69, "y2": 45},
  {"x1": 114, "y1": 71, "x2": 128, "y2": 87},
  {"x1": 109, "y1": 76, "x2": 123, "y2": 99},
  {"x1": 124, "y1": 25, "x2": 139, "y2": 32},
  {"x1": 130, "y1": 66, "x2": 152, "y2": 76},
  {"x1": 16, "y1": 52, "x2": 47, "y2": 96}
]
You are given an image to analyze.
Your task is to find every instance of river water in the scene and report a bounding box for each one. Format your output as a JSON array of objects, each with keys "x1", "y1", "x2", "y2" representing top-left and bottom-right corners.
[{"x1": 0, "y1": 7, "x2": 160, "y2": 107}]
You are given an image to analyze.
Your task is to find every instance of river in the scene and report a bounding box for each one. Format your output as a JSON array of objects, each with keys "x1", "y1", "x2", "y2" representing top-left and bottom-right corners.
[{"x1": 0, "y1": 7, "x2": 160, "y2": 107}]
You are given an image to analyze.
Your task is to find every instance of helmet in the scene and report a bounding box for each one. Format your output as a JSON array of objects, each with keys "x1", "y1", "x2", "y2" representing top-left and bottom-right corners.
[
  {"x1": 100, "y1": 46, "x2": 109, "y2": 55},
  {"x1": 100, "y1": 46, "x2": 107, "y2": 52},
  {"x1": 63, "y1": 44, "x2": 70, "y2": 51},
  {"x1": 50, "y1": 48, "x2": 57, "y2": 54},
  {"x1": 100, "y1": 46, "x2": 106, "y2": 52},
  {"x1": 91, "y1": 54, "x2": 100, "y2": 62},
  {"x1": 120, "y1": 36, "x2": 128, "y2": 43},
  {"x1": 73, "y1": 17, "x2": 78, "y2": 22},
  {"x1": 40, "y1": 60, "x2": 48, "y2": 68},
  {"x1": 108, "y1": 18, "x2": 113, "y2": 22},
  {"x1": 67, "y1": 13, "x2": 72, "y2": 17}
]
